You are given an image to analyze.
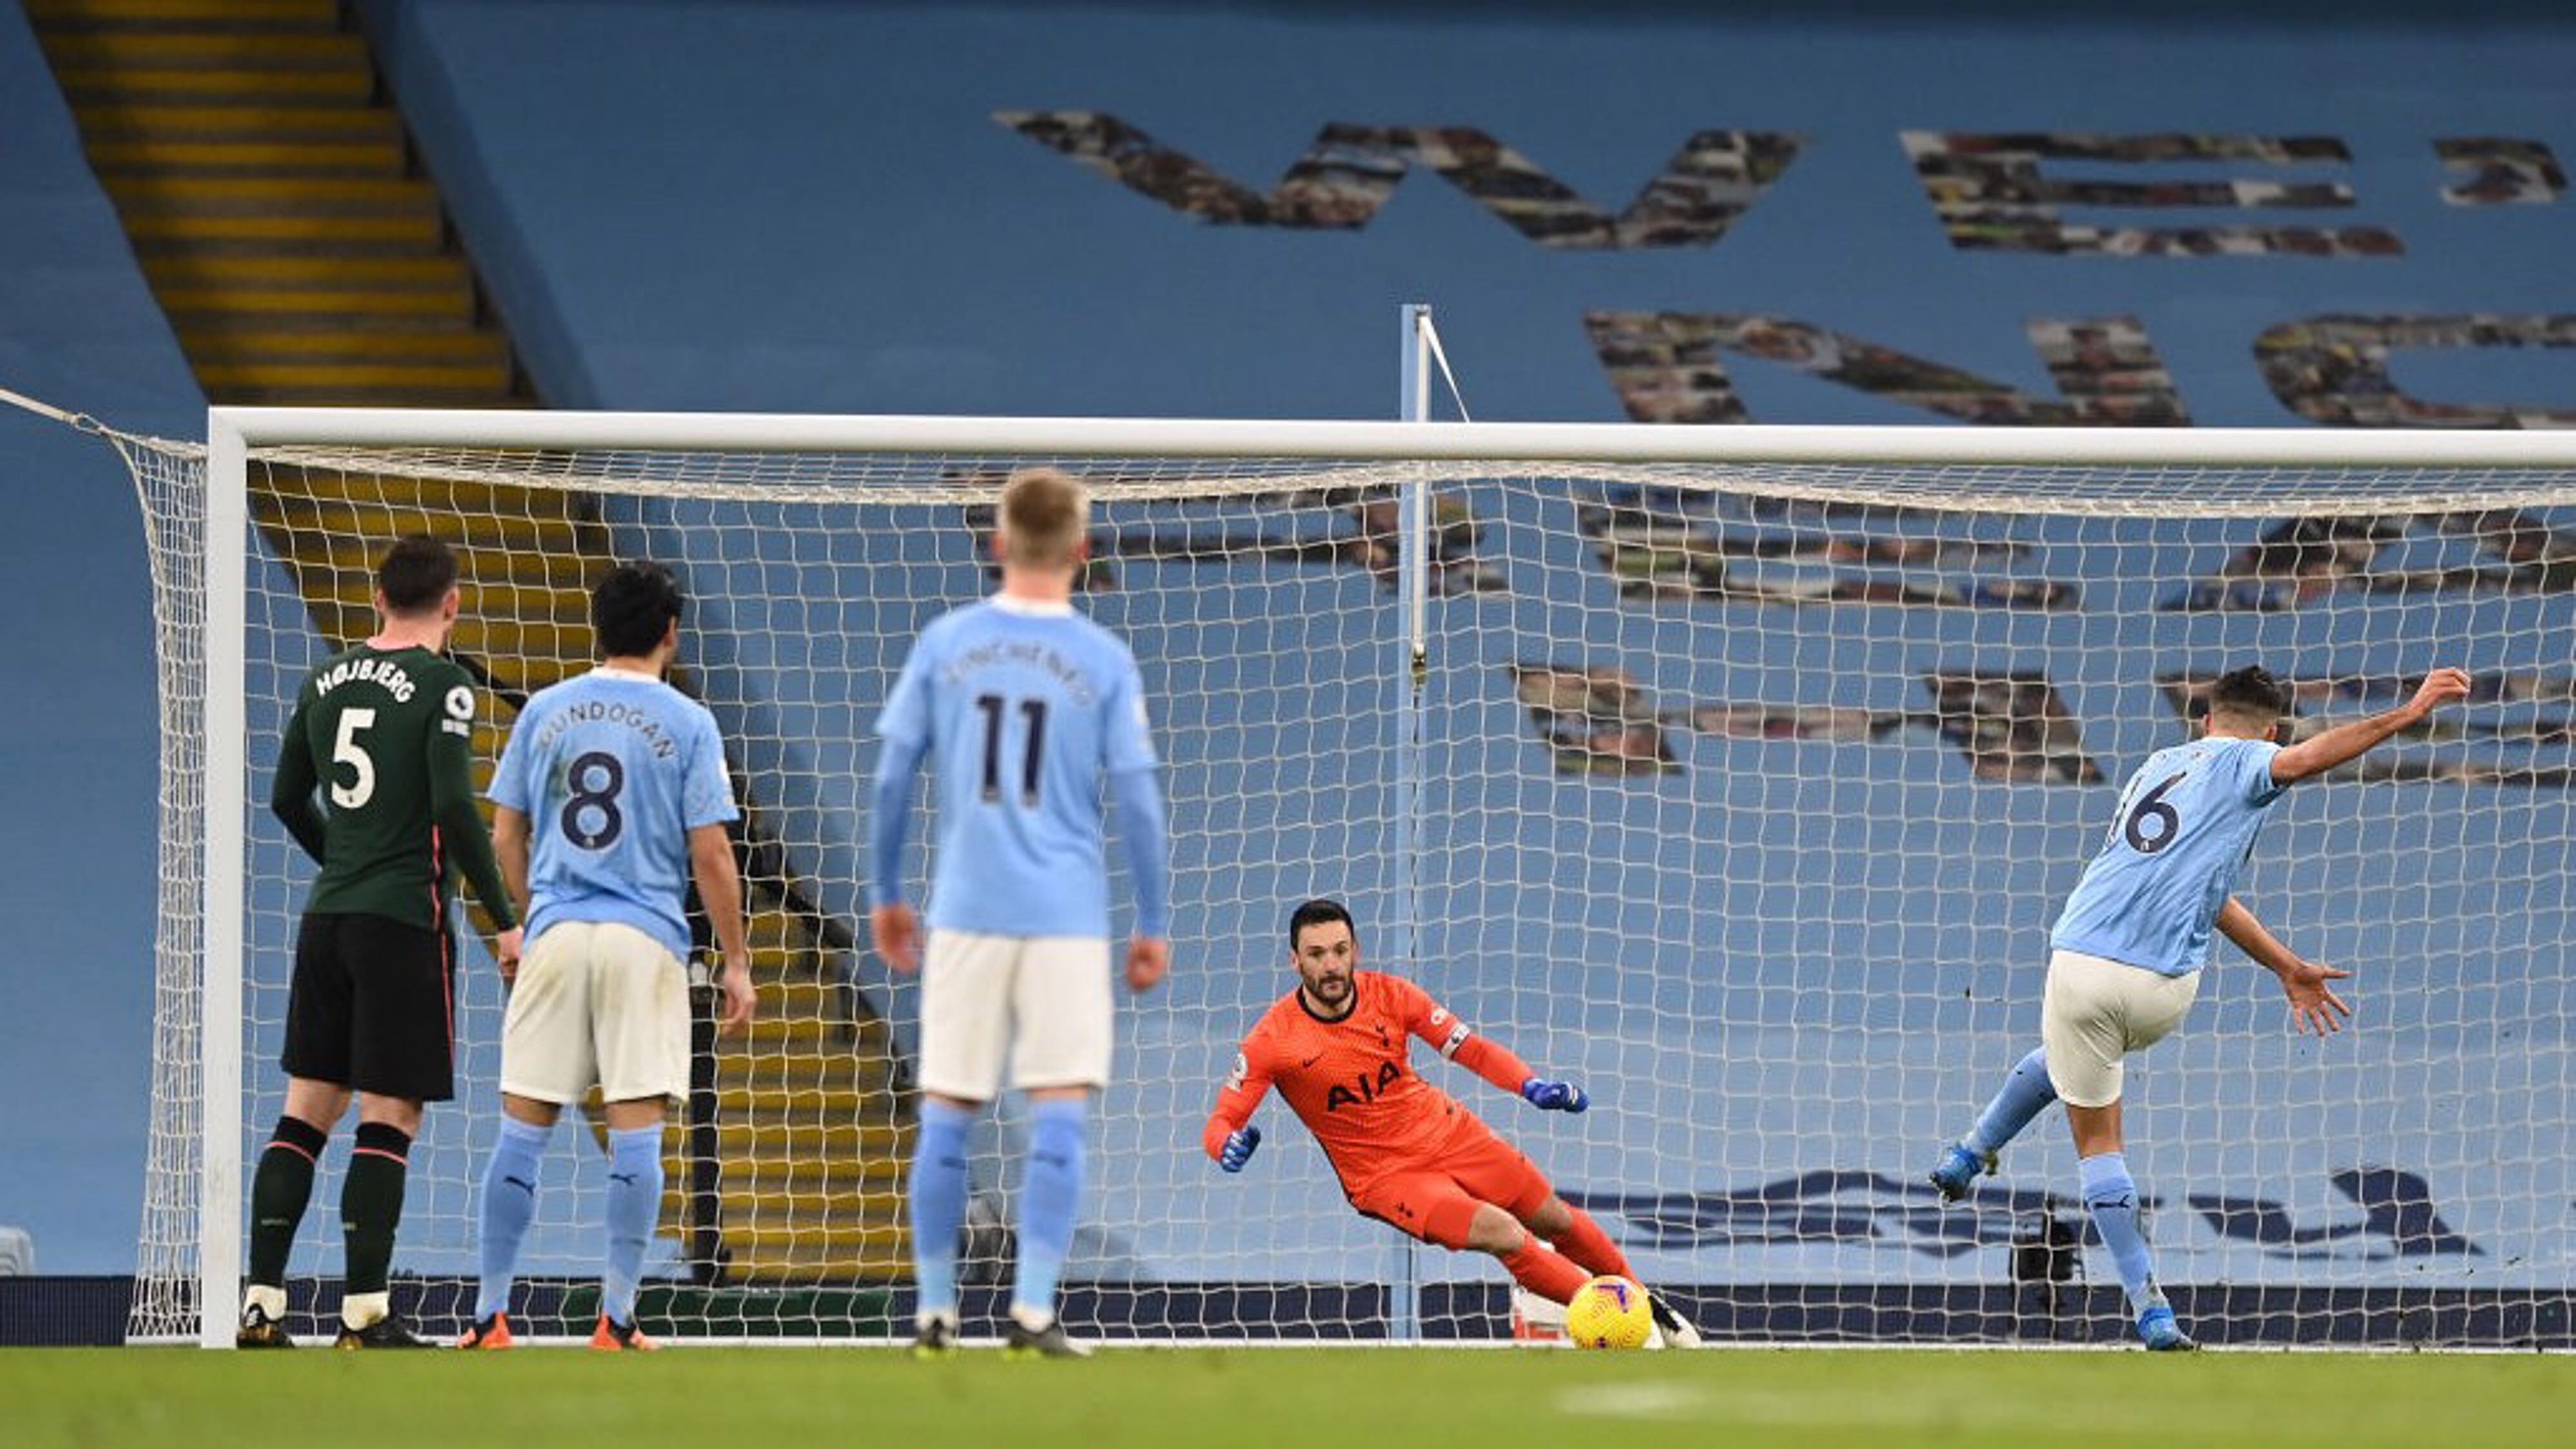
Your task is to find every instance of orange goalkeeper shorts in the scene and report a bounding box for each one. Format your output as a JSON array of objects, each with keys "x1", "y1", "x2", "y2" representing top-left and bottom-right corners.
[{"x1": 1347, "y1": 1114, "x2": 1553, "y2": 1249}]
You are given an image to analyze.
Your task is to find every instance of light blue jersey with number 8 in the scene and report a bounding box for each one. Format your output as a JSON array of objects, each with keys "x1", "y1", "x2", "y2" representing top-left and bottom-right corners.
[
  {"x1": 2050, "y1": 735, "x2": 2286, "y2": 978},
  {"x1": 490, "y1": 668, "x2": 738, "y2": 964}
]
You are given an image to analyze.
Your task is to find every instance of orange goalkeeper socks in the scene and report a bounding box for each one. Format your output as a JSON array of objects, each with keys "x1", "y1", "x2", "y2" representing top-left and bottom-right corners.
[
  {"x1": 1549, "y1": 1207, "x2": 1635, "y2": 1282},
  {"x1": 1499, "y1": 1233, "x2": 1588, "y2": 1304}
]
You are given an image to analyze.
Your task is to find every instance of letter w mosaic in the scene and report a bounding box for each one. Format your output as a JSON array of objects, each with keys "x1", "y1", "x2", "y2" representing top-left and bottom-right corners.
[{"x1": 995, "y1": 111, "x2": 1801, "y2": 249}]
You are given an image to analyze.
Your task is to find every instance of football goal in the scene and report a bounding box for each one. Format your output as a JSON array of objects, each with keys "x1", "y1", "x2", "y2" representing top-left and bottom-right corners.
[{"x1": 97, "y1": 400, "x2": 2576, "y2": 1347}]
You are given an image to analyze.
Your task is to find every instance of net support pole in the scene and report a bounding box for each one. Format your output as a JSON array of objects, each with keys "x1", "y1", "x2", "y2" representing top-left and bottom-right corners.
[
  {"x1": 1401, "y1": 307, "x2": 1434, "y2": 680},
  {"x1": 198, "y1": 412, "x2": 249, "y2": 1349},
  {"x1": 1388, "y1": 303, "x2": 1436, "y2": 1343}
]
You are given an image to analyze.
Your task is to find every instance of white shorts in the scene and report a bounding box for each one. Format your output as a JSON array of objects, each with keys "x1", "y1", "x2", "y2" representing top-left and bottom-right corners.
[
  {"x1": 501, "y1": 920, "x2": 691, "y2": 1106},
  {"x1": 918, "y1": 929, "x2": 1112, "y2": 1101},
  {"x1": 2041, "y1": 947, "x2": 2201, "y2": 1110}
]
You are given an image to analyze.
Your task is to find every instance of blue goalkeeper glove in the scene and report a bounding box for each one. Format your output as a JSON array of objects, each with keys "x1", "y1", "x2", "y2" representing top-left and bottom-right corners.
[
  {"x1": 1520, "y1": 1078, "x2": 1589, "y2": 1113},
  {"x1": 1219, "y1": 1124, "x2": 1262, "y2": 1173}
]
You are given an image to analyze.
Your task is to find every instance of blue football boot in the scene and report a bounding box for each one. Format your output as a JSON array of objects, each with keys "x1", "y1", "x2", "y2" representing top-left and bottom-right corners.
[
  {"x1": 1927, "y1": 1142, "x2": 1996, "y2": 1202},
  {"x1": 2137, "y1": 1303, "x2": 2199, "y2": 1352}
]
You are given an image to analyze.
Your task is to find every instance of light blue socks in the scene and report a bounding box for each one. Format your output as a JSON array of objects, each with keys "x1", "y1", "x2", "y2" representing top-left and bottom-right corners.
[
  {"x1": 603, "y1": 1126, "x2": 664, "y2": 1326},
  {"x1": 2079, "y1": 1151, "x2": 2160, "y2": 1314},
  {"x1": 1012, "y1": 1098, "x2": 1088, "y2": 1326},
  {"x1": 1965, "y1": 1046, "x2": 2057, "y2": 1157},
  {"x1": 909, "y1": 1099, "x2": 974, "y2": 1323},
  {"x1": 474, "y1": 1116, "x2": 550, "y2": 1321}
]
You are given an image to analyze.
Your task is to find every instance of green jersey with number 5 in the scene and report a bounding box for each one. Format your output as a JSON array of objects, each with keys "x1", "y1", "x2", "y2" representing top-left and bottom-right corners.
[{"x1": 271, "y1": 643, "x2": 517, "y2": 934}]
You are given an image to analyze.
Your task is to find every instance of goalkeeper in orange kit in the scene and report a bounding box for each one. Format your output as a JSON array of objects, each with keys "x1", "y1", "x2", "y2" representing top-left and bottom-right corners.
[{"x1": 1202, "y1": 898, "x2": 1698, "y2": 1345}]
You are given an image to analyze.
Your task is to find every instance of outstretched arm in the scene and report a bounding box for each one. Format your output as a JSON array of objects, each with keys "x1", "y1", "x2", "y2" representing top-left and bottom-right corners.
[
  {"x1": 1398, "y1": 983, "x2": 1587, "y2": 1111},
  {"x1": 1451, "y1": 1034, "x2": 1540, "y2": 1097},
  {"x1": 2269, "y1": 668, "x2": 2471, "y2": 786},
  {"x1": 2217, "y1": 896, "x2": 2351, "y2": 1036},
  {"x1": 1202, "y1": 1039, "x2": 1274, "y2": 1170}
]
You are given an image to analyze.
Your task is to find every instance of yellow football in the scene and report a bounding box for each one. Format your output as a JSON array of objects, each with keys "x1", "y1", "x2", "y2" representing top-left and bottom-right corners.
[{"x1": 1563, "y1": 1274, "x2": 1654, "y2": 1349}]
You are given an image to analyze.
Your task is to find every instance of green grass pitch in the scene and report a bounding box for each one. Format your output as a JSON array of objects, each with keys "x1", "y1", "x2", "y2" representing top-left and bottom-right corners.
[{"x1": 4, "y1": 1345, "x2": 2570, "y2": 1448}]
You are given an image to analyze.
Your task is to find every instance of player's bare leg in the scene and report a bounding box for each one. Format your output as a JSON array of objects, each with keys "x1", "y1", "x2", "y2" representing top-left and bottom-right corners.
[
  {"x1": 1460, "y1": 1202, "x2": 1588, "y2": 1304},
  {"x1": 1522, "y1": 1195, "x2": 1629, "y2": 1279},
  {"x1": 2067, "y1": 1098, "x2": 2192, "y2": 1351},
  {"x1": 2065, "y1": 1097, "x2": 2121, "y2": 1159}
]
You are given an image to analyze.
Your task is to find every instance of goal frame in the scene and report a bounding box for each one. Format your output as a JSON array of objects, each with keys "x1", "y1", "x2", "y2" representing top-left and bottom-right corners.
[{"x1": 194, "y1": 404, "x2": 2576, "y2": 1349}]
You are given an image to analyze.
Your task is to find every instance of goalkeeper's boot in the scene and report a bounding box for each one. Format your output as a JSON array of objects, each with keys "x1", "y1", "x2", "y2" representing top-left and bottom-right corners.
[
  {"x1": 909, "y1": 1314, "x2": 959, "y2": 1360},
  {"x1": 236, "y1": 1302, "x2": 294, "y2": 1349},
  {"x1": 1645, "y1": 1291, "x2": 1703, "y2": 1349},
  {"x1": 589, "y1": 1313, "x2": 661, "y2": 1352},
  {"x1": 1003, "y1": 1313, "x2": 1093, "y2": 1359},
  {"x1": 334, "y1": 1315, "x2": 435, "y2": 1350},
  {"x1": 456, "y1": 1312, "x2": 515, "y2": 1350},
  {"x1": 1928, "y1": 1142, "x2": 1997, "y2": 1203},
  {"x1": 2137, "y1": 1303, "x2": 2198, "y2": 1352}
]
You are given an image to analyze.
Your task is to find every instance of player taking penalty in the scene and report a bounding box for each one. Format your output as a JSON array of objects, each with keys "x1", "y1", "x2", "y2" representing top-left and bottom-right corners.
[
  {"x1": 1927, "y1": 665, "x2": 2473, "y2": 1350},
  {"x1": 1204, "y1": 899, "x2": 1696, "y2": 1346}
]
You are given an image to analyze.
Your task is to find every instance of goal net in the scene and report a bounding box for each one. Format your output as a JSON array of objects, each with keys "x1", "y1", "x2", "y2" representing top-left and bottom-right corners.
[{"x1": 122, "y1": 411, "x2": 2576, "y2": 1347}]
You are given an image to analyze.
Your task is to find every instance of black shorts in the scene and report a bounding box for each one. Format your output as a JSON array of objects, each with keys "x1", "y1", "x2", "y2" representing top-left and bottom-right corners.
[{"x1": 282, "y1": 911, "x2": 457, "y2": 1103}]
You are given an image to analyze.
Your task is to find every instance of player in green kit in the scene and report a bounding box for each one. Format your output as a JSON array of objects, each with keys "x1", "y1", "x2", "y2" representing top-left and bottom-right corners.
[{"x1": 237, "y1": 535, "x2": 523, "y2": 1349}]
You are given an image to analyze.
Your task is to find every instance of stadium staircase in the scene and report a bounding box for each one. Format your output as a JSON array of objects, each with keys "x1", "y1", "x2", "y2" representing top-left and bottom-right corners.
[
  {"x1": 24, "y1": 0, "x2": 515, "y2": 406},
  {"x1": 28, "y1": 0, "x2": 913, "y2": 1290}
]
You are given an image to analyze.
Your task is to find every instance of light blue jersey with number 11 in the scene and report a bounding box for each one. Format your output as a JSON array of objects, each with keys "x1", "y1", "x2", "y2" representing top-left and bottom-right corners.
[
  {"x1": 2050, "y1": 735, "x2": 2286, "y2": 979},
  {"x1": 873, "y1": 596, "x2": 1164, "y2": 940}
]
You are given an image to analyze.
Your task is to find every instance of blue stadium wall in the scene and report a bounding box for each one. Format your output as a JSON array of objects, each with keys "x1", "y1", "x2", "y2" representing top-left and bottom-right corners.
[
  {"x1": 3, "y1": 0, "x2": 2572, "y2": 1331},
  {"x1": 0, "y1": 1, "x2": 201, "y2": 1287}
]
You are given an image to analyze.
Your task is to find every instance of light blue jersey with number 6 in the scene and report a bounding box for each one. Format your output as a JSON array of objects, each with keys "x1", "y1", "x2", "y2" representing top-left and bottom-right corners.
[
  {"x1": 2050, "y1": 735, "x2": 2286, "y2": 978},
  {"x1": 489, "y1": 668, "x2": 737, "y2": 963}
]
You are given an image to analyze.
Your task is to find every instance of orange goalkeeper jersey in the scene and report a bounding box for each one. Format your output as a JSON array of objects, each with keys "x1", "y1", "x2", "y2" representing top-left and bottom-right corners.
[{"x1": 1202, "y1": 971, "x2": 1532, "y2": 1192}]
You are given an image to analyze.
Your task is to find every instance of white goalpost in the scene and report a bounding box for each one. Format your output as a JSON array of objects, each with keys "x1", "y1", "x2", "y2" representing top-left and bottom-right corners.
[{"x1": 109, "y1": 395, "x2": 2576, "y2": 1348}]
